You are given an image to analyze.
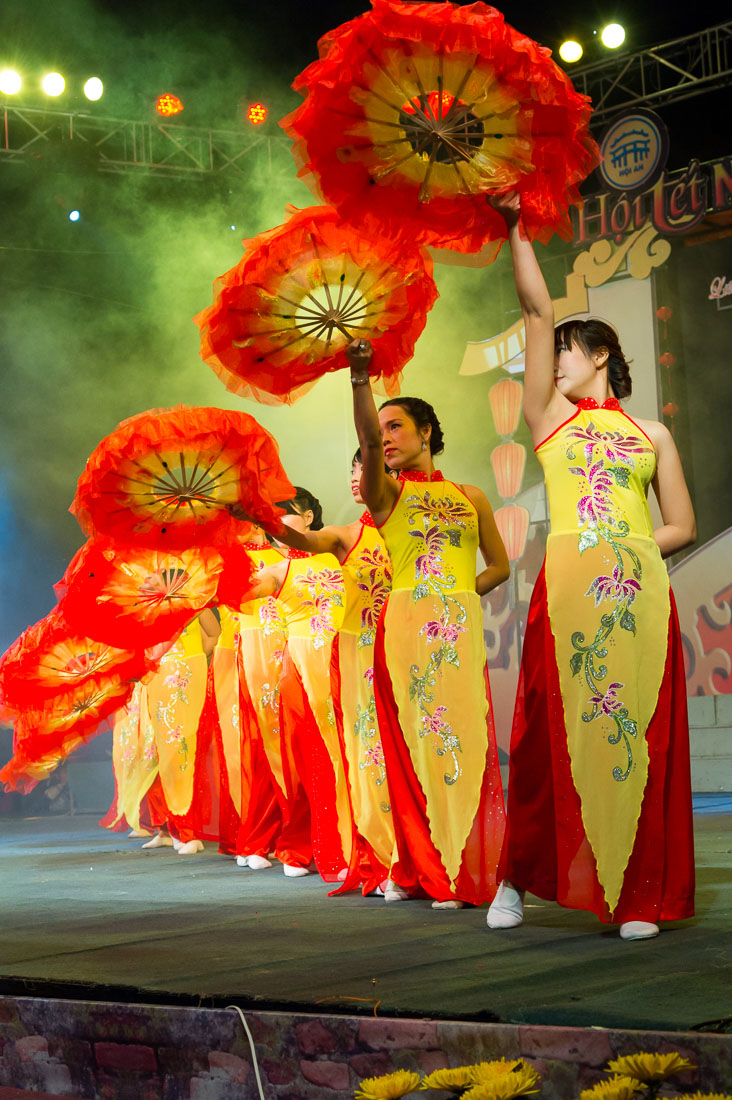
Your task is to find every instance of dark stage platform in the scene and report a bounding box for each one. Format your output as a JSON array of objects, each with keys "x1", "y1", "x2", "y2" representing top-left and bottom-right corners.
[{"x1": 1, "y1": 807, "x2": 730, "y2": 1033}]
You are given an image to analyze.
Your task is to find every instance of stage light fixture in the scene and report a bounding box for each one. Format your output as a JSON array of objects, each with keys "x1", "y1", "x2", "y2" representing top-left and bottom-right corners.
[
  {"x1": 247, "y1": 102, "x2": 268, "y2": 126},
  {"x1": 601, "y1": 23, "x2": 626, "y2": 48},
  {"x1": 559, "y1": 40, "x2": 583, "y2": 63},
  {"x1": 69, "y1": 210, "x2": 81, "y2": 222},
  {"x1": 83, "y1": 77, "x2": 103, "y2": 101},
  {"x1": 42, "y1": 72, "x2": 66, "y2": 97},
  {"x1": 230, "y1": 225, "x2": 237, "y2": 231},
  {"x1": 156, "y1": 92, "x2": 184, "y2": 118},
  {"x1": 0, "y1": 69, "x2": 22, "y2": 95}
]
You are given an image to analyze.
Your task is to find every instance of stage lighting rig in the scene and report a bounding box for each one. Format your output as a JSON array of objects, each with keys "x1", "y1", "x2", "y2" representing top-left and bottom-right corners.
[
  {"x1": 83, "y1": 77, "x2": 103, "y2": 101},
  {"x1": 246, "y1": 101, "x2": 268, "y2": 126},
  {"x1": 601, "y1": 23, "x2": 626, "y2": 48},
  {"x1": 559, "y1": 40, "x2": 583, "y2": 63},
  {"x1": 42, "y1": 72, "x2": 65, "y2": 97},
  {"x1": 0, "y1": 69, "x2": 21, "y2": 94},
  {"x1": 156, "y1": 93, "x2": 184, "y2": 118}
]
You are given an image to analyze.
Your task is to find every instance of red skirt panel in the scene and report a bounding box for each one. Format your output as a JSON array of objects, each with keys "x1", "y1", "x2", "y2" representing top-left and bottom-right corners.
[
  {"x1": 373, "y1": 608, "x2": 506, "y2": 904},
  {"x1": 278, "y1": 646, "x2": 349, "y2": 878},
  {"x1": 499, "y1": 563, "x2": 695, "y2": 924},
  {"x1": 235, "y1": 675, "x2": 284, "y2": 859}
]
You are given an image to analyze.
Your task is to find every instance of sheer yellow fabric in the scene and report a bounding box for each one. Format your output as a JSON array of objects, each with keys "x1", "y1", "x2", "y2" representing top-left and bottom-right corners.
[
  {"x1": 212, "y1": 606, "x2": 242, "y2": 814},
  {"x1": 538, "y1": 408, "x2": 669, "y2": 913},
  {"x1": 339, "y1": 523, "x2": 394, "y2": 869},
  {"x1": 145, "y1": 620, "x2": 208, "y2": 817},
  {"x1": 380, "y1": 480, "x2": 489, "y2": 886},
  {"x1": 108, "y1": 682, "x2": 158, "y2": 831},
  {"x1": 278, "y1": 554, "x2": 350, "y2": 861},
  {"x1": 238, "y1": 546, "x2": 288, "y2": 795}
]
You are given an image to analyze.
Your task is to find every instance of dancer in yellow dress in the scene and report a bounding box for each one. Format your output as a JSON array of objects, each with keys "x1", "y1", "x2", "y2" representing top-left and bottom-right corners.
[
  {"x1": 487, "y1": 193, "x2": 696, "y2": 939},
  {"x1": 349, "y1": 344, "x2": 509, "y2": 907}
]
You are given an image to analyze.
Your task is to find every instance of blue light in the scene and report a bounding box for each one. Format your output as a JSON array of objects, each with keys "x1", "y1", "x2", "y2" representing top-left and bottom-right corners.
[
  {"x1": 69, "y1": 210, "x2": 81, "y2": 222},
  {"x1": 229, "y1": 224, "x2": 237, "y2": 231}
]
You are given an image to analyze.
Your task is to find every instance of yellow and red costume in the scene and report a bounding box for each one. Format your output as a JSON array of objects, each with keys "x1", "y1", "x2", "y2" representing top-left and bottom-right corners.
[
  {"x1": 374, "y1": 470, "x2": 506, "y2": 903},
  {"x1": 276, "y1": 549, "x2": 349, "y2": 878},
  {"x1": 500, "y1": 398, "x2": 694, "y2": 922},
  {"x1": 332, "y1": 513, "x2": 395, "y2": 893}
]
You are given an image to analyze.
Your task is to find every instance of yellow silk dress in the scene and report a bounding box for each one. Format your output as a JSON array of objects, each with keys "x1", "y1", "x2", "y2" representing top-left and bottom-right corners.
[
  {"x1": 376, "y1": 471, "x2": 506, "y2": 903},
  {"x1": 501, "y1": 398, "x2": 694, "y2": 923},
  {"x1": 211, "y1": 606, "x2": 243, "y2": 817},
  {"x1": 336, "y1": 513, "x2": 395, "y2": 876}
]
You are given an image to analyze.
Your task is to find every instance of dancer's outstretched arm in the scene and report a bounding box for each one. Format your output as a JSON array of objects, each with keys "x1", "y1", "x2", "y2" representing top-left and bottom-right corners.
[
  {"x1": 490, "y1": 193, "x2": 568, "y2": 444},
  {"x1": 347, "y1": 338, "x2": 399, "y2": 525}
]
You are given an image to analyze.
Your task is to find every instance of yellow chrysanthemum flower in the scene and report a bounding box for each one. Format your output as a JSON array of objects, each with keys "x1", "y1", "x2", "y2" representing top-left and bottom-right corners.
[
  {"x1": 355, "y1": 1069, "x2": 423, "y2": 1100},
  {"x1": 469, "y1": 1060, "x2": 524, "y2": 1083},
  {"x1": 418, "y1": 1065, "x2": 476, "y2": 1091},
  {"x1": 683, "y1": 1092, "x2": 732, "y2": 1100},
  {"x1": 606, "y1": 1052, "x2": 696, "y2": 1082},
  {"x1": 580, "y1": 1075, "x2": 642, "y2": 1100},
  {"x1": 462, "y1": 1063, "x2": 541, "y2": 1100}
]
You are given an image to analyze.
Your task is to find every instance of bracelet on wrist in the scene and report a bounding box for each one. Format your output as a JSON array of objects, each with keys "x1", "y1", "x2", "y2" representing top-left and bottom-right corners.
[{"x1": 350, "y1": 375, "x2": 370, "y2": 386}]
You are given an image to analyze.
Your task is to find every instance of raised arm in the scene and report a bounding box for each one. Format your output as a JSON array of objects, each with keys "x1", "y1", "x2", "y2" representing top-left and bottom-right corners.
[
  {"x1": 490, "y1": 194, "x2": 566, "y2": 440},
  {"x1": 462, "y1": 484, "x2": 511, "y2": 596},
  {"x1": 347, "y1": 339, "x2": 399, "y2": 522},
  {"x1": 644, "y1": 420, "x2": 697, "y2": 558},
  {"x1": 272, "y1": 524, "x2": 344, "y2": 557}
]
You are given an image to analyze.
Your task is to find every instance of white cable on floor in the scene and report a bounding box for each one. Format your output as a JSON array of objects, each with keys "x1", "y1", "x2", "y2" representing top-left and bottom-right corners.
[{"x1": 226, "y1": 1004, "x2": 267, "y2": 1100}]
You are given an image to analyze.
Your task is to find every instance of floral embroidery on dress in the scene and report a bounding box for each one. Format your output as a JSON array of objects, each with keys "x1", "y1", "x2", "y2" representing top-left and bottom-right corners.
[
  {"x1": 259, "y1": 598, "x2": 285, "y2": 637},
  {"x1": 565, "y1": 420, "x2": 652, "y2": 782},
  {"x1": 402, "y1": 489, "x2": 476, "y2": 785},
  {"x1": 353, "y1": 689, "x2": 390, "y2": 813},
  {"x1": 354, "y1": 544, "x2": 392, "y2": 647},
  {"x1": 156, "y1": 651, "x2": 193, "y2": 771},
  {"x1": 293, "y1": 567, "x2": 344, "y2": 650}
]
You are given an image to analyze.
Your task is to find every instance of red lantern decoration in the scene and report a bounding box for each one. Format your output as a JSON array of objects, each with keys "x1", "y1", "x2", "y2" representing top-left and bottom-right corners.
[
  {"x1": 488, "y1": 379, "x2": 523, "y2": 436},
  {"x1": 490, "y1": 441, "x2": 526, "y2": 499},
  {"x1": 659, "y1": 352, "x2": 676, "y2": 369},
  {"x1": 663, "y1": 402, "x2": 679, "y2": 418},
  {"x1": 494, "y1": 504, "x2": 530, "y2": 562},
  {"x1": 656, "y1": 306, "x2": 672, "y2": 322}
]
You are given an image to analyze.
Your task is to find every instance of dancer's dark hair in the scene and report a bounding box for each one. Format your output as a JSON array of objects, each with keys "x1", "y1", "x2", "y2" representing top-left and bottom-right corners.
[
  {"x1": 378, "y1": 397, "x2": 445, "y2": 456},
  {"x1": 278, "y1": 486, "x2": 324, "y2": 530},
  {"x1": 555, "y1": 319, "x2": 632, "y2": 399}
]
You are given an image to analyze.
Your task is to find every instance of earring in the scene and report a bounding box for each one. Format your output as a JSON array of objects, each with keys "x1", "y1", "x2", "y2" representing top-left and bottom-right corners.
[{"x1": 421, "y1": 440, "x2": 427, "y2": 452}]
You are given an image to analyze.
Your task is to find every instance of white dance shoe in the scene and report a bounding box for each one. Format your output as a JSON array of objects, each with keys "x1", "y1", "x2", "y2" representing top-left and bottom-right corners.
[
  {"x1": 238, "y1": 854, "x2": 272, "y2": 870},
  {"x1": 487, "y1": 882, "x2": 525, "y2": 928},
  {"x1": 619, "y1": 921, "x2": 659, "y2": 940},
  {"x1": 283, "y1": 863, "x2": 312, "y2": 877},
  {"x1": 141, "y1": 832, "x2": 173, "y2": 849},
  {"x1": 432, "y1": 900, "x2": 465, "y2": 910},
  {"x1": 177, "y1": 839, "x2": 204, "y2": 855},
  {"x1": 383, "y1": 879, "x2": 410, "y2": 903}
]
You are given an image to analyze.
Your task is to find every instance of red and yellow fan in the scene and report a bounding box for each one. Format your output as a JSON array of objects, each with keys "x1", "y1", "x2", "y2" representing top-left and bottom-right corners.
[
  {"x1": 60, "y1": 539, "x2": 227, "y2": 649},
  {"x1": 0, "y1": 608, "x2": 147, "y2": 713},
  {"x1": 71, "y1": 406, "x2": 294, "y2": 548},
  {"x1": 281, "y1": 0, "x2": 599, "y2": 258},
  {"x1": 194, "y1": 204, "x2": 438, "y2": 405}
]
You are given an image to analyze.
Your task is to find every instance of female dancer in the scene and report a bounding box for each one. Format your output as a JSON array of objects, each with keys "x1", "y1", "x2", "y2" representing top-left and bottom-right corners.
[
  {"x1": 348, "y1": 346, "x2": 509, "y2": 908},
  {"x1": 250, "y1": 488, "x2": 349, "y2": 879},
  {"x1": 487, "y1": 193, "x2": 696, "y2": 939},
  {"x1": 264, "y1": 451, "x2": 396, "y2": 894}
]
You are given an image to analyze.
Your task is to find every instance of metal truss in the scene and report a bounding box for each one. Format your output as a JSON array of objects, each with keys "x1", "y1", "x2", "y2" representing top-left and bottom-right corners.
[
  {"x1": 571, "y1": 22, "x2": 732, "y2": 123},
  {"x1": 0, "y1": 104, "x2": 293, "y2": 179}
]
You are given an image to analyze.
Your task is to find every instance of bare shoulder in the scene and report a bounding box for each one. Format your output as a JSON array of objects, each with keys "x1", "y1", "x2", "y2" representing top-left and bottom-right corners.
[
  {"x1": 459, "y1": 483, "x2": 490, "y2": 509},
  {"x1": 628, "y1": 414, "x2": 673, "y2": 450}
]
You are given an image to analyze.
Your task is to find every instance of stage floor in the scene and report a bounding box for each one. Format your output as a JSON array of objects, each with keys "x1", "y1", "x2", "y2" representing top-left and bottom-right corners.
[{"x1": 0, "y1": 807, "x2": 730, "y2": 1033}]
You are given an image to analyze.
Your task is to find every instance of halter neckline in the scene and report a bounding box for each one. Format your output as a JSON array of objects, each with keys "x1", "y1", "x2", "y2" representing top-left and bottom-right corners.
[
  {"x1": 575, "y1": 397, "x2": 622, "y2": 411},
  {"x1": 398, "y1": 469, "x2": 445, "y2": 482}
]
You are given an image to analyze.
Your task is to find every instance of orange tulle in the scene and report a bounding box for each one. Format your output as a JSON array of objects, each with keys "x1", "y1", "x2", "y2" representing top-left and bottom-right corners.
[
  {"x1": 281, "y1": 0, "x2": 599, "y2": 256},
  {"x1": 194, "y1": 204, "x2": 438, "y2": 406},
  {"x1": 0, "y1": 606, "x2": 147, "y2": 713},
  {"x1": 60, "y1": 537, "x2": 224, "y2": 649},
  {"x1": 71, "y1": 405, "x2": 294, "y2": 546}
]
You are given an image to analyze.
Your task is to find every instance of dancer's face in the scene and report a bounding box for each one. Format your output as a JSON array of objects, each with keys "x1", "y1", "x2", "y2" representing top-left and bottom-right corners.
[
  {"x1": 350, "y1": 461, "x2": 364, "y2": 505},
  {"x1": 377, "y1": 407, "x2": 429, "y2": 469},
  {"x1": 554, "y1": 337, "x2": 608, "y2": 400}
]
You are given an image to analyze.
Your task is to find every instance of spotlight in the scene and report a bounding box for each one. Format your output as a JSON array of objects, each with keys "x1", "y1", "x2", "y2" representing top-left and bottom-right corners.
[
  {"x1": 68, "y1": 210, "x2": 81, "y2": 222},
  {"x1": 156, "y1": 92, "x2": 184, "y2": 118},
  {"x1": 229, "y1": 225, "x2": 237, "y2": 231},
  {"x1": 0, "y1": 69, "x2": 21, "y2": 95},
  {"x1": 559, "y1": 40, "x2": 583, "y2": 63},
  {"x1": 247, "y1": 102, "x2": 268, "y2": 126},
  {"x1": 42, "y1": 72, "x2": 66, "y2": 97},
  {"x1": 83, "y1": 77, "x2": 103, "y2": 101},
  {"x1": 601, "y1": 23, "x2": 626, "y2": 49}
]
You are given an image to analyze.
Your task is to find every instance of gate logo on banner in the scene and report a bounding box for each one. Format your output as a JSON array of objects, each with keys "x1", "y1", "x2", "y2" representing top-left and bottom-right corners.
[{"x1": 599, "y1": 109, "x2": 669, "y2": 192}]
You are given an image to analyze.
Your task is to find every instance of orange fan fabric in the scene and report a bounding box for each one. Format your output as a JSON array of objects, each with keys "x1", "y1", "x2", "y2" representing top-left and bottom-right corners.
[
  {"x1": 194, "y1": 204, "x2": 438, "y2": 406},
  {"x1": 0, "y1": 607, "x2": 147, "y2": 712},
  {"x1": 71, "y1": 406, "x2": 294, "y2": 547},
  {"x1": 281, "y1": 0, "x2": 599, "y2": 255},
  {"x1": 60, "y1": 539, "x2": 225, "y2": 649}
]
